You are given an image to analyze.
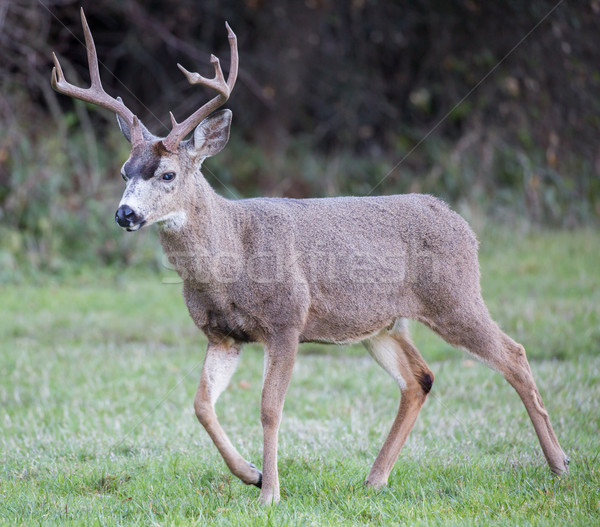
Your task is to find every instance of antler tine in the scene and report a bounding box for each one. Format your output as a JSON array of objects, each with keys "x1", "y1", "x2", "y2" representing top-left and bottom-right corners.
[
  {"x1": 162, "y1": 23, "x2": 239, "y2": 153},
  {"x1": 176, "y1": 55, "x2": 229, "y2": 97},
  {"x1": 225, "y1": 22, "x2": 239, "y2": 93},
  {"x1": 51, "y1": 9, "x2": 145, "y2": 147},
  {"x1": 80, "y1": 8, "x2": 102, "y2": 89}
]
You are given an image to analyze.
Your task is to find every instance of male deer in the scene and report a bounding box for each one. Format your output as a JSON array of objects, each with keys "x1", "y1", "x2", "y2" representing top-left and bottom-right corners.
[{"x1": 52, "y1": 9, "x2": 568, "y2": 505}]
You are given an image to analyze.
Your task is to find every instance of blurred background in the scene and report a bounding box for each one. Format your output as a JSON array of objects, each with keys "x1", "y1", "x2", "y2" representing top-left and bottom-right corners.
[{"x1": 1, "y1": 0, "x2": 599, "y2": 279}]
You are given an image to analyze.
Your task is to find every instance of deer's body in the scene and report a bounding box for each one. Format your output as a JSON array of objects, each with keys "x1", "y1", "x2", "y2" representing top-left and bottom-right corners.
[
  {"x1": 52, "y1": 10, "x2": 568, "y2": 505},
  {"x1": 162, "y1": 188, "x2": 477, "y2": 347}
]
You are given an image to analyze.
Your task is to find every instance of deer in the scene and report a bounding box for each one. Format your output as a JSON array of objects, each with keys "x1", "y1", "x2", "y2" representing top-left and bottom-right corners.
[{"x1": 51, "y1": 9, "x2": 568, "y2": 505}]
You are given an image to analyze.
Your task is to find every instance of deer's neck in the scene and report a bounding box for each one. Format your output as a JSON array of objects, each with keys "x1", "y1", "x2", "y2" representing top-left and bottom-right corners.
[{"x1": 157, "y1": 175, "x2": 239, "y2": 282}]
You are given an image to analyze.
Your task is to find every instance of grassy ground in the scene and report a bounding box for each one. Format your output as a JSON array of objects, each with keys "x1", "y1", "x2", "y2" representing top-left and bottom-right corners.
[{"x1": 1, "y1": 227, "x2": 599, "y2": 525}]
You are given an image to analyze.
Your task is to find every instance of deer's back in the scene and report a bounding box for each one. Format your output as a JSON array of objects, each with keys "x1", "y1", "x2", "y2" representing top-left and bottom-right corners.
[{"x1": 230, "y1": 193, "x2": 480, "y2": 343}]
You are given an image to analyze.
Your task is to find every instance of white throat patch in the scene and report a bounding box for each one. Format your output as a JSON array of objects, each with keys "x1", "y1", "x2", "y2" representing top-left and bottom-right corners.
[{"x1": 159, "y1": 210, "x2": 188, "y2": 231}]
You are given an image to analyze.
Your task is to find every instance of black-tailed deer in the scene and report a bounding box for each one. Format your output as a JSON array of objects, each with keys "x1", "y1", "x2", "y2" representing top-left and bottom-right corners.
[{"x1": 52, "y1": 9, "x2": 568, "y2": 505}]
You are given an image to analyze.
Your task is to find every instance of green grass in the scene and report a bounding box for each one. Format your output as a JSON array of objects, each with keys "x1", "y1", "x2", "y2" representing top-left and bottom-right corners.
[{"x1": 1, "y1": 228, "x2": 599, "y2": 525}]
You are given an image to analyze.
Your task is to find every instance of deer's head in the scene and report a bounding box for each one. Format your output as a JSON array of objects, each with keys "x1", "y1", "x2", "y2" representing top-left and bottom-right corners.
[{"x1": 51, "y1": 8, "x2": 238, "y2": 232}]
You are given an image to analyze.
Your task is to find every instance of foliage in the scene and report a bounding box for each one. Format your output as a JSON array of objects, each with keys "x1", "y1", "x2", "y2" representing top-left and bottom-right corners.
[{"x1": 1, "y1": 0, "x2": 599, "y2": 269}]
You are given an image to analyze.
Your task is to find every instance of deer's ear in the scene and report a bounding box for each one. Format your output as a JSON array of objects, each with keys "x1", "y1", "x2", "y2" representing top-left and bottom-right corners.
[
  {"x1": 116, "y1": 114, "x2": 154, "y2": 143},
  {"x1": 116, "y1": 113, "x2": 134, "y2": 142},
  {"x1": 115, "y1": 102, "x2": 154, "y2": 143},
  {"x1": 191, "y1": 109, "x2": 232, "y2": 158}
]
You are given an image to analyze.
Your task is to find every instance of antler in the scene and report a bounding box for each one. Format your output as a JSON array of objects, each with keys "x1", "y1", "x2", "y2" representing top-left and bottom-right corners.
[
  {"x1": 51, "y1": 8, "x2": 145, "y2": 146},
  {"x1": 161, "y1": 22, "x2": 238, "y2": 153}
]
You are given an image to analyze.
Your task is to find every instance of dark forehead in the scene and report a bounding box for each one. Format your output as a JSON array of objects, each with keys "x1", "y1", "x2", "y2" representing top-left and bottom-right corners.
[{"x1": 123, "y1": 142, "x2": 168, "y2": 181}]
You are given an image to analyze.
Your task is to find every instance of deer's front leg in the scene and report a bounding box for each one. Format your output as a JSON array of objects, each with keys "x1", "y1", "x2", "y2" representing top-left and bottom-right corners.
[
  {"x1": 194, "y1": 340, "x2": 262, "y2": 487},
  {"x1": 259, "y1": 331, "x2": 299, "y2": 505}
]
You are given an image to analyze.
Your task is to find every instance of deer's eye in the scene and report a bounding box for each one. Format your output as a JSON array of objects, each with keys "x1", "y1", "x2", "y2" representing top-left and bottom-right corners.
[{"x1": 161, "y1": 172, "x2": 176, "y2": 181}]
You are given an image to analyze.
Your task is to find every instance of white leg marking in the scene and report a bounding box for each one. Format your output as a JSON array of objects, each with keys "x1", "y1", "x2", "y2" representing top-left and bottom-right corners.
[
  {"x1": 365, "y1": 331, "x2": 407, "y2": 391},
  {"x1": 203, "y1": 348, "x2": 241, "y2": 407}
]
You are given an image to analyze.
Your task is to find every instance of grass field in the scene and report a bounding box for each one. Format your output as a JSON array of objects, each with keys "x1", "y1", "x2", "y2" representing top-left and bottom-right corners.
[{"x1": 1, "y1": 227, "x2": 599, "y2": 525}]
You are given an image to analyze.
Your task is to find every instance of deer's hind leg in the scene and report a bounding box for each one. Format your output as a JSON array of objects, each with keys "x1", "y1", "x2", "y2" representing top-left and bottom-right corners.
[
  {"x1": 194, "y1": 340, "x2": 263, "y2": 487},
  {"x1": 425, "y1": 300, "x2": 568, "y2": 475},
  {"x1": 364, "y1": 319, "x2": 434, "y2": 489}
]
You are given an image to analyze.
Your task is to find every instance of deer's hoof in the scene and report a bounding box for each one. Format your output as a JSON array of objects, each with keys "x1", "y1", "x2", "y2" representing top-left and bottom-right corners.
[
  {"x1": 249, "y1": 462, "x2": 262, "y2": 488},
  {"x1": 550, "y1": 456, "x2": 570, "y2": 476},
  {"x1": 364, "y1": 471, "x2": 388, "y2": 490},
  {"x1": 258, "y1": 488, "x2": 280, "y2": 505}
]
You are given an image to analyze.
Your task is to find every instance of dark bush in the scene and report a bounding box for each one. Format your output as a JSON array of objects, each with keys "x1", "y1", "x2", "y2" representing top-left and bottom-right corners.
[{"x1": 1, "y1": 0, "x2": 598, "y2": 277}]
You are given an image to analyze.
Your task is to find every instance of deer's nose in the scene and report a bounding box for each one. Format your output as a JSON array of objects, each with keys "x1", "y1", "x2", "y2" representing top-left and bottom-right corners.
[{"x1": 115, "y1": 205, "x2": 139, "y2": 227}]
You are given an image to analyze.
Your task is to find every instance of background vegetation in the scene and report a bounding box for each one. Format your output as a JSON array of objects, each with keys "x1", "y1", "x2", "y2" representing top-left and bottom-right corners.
[
  {"x1": 0, "y1": 0, "x2": 600, "y2": 526},
  {"x1": 1, "y1": 0, "x2": 599, "y2": 277},
  {"x1": 1, "y1": 2, "x2": 599, "y2": 524}
]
